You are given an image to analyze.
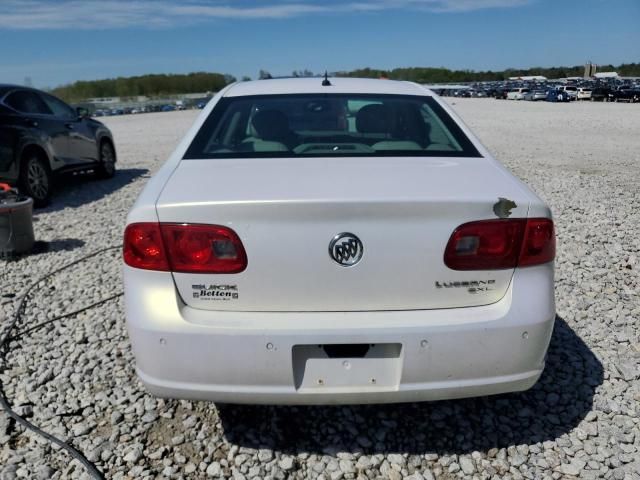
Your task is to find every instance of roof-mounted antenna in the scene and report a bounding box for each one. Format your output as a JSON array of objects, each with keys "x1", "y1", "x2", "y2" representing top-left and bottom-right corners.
[{"x1": 322, "y1": 71, "x2": 332, "y2": 87}]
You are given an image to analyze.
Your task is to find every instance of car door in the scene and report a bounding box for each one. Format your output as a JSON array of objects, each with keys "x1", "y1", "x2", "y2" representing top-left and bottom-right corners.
[
  {"x1": 0, "y1": 100, "x2": 20, "y2": 181},
  {"x1": 4, "y1": 89, "x2": 74, "y2": 171},
  {"x1": 40, "y1": 93, "x2": 97, "y2": 165}
]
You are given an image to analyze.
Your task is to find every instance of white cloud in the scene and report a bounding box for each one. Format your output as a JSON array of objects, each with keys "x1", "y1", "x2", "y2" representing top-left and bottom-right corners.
[
  {"x1": 0, "y1": 0, "x2": 532, "y2": 30},
  {"x1": 410, "y1": 0, "x2": 531, "y2": 12}
]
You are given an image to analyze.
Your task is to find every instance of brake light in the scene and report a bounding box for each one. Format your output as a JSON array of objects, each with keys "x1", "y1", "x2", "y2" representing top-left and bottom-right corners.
[
  {"x1": 444, "y1": 218, "x2": 554, "y2": 270},
  {"x1": 123, "y1": 222, "x2": 169, "y2": 271},
  {"x1": 123, "y1": 222, "x2": 247, "y2": 273},
  {"x1": 160, "y1": 223, "x2": 247, "y2": 273},
  {"x1": 519, "y1": 218, "x2": 555, "y2": 267}
]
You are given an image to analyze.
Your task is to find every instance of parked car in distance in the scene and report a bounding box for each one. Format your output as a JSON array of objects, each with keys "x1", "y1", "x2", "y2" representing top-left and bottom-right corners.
[
  {"x1": 0, "y1": 85, "x2": 117, "y2": 206},
  {"x1": 161, "y1": 105, "x2": 176, "y2": 112},
  {"x1": 493, "y1": 88, "x2": 509, "y2": 99},
  {"x1": 507, "y1": 88, "x2": 530, "y2": 100},
  {"x1": 123, "y1": 77, "x2": 556, "y2": 405},
  {"x1": 590, "y1": 87, "x2": 611, "y2": 102},
  {"x1": 556, "y1": 85, "x2": 577, "y2": 100},
  {"x1": 611, "y1": 86, "x2": 640, "y2": 103},
  {"x1": 576, "y1": 88, "x2": 592, "y2": 101},
  {"x1": 546, "y1": 88, "x2": 571, "y2": 103},
  {"x1": 452, "y1": 89, "x2": 471, "y2": 98},
  {"x1": 524, "y1": 89, "x2": 547, "y2": 101}
]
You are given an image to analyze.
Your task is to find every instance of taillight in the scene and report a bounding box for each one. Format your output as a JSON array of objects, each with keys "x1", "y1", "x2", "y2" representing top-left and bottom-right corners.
[
  {"x1": 518, "y1": 218, "x2": 555, "y2": 267},
  {"x1": 160, "y1": 223, "x2": 247, "y2": 273},
  {"x1": 444, "y1": 218, "x2": 554, "y2": 270},
  {"x1": 123, "y1": 222, "x2": 247, "y2": 273},
  {"x1": 123, "y1": 222, "x2": 169, "y2": 271}
]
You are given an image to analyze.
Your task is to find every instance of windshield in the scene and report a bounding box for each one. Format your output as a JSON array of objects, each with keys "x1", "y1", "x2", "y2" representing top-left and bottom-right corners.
[{"x1": 184, "y1": 94, "x2": 481, "y2": 159}]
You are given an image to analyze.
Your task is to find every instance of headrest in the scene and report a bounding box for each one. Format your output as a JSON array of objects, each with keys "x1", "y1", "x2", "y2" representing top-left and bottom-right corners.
[
  {"x1": 251, "y1": 110, "x2": 290, "y2": 140},
  {"x1": 356, "y1": 104, "x2": 391, "y2": 134},
  {"x1": 397, "y1": 106, "x2": 429, "y2": 145}
]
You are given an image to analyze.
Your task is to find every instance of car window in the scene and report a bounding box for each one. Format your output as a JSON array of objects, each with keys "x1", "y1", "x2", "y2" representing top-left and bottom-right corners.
[
  {"x1": 185, "y1": 94, "x2": 481, "y2": 159},
  {"x1": 41, "y1": 93, "x2": 76, "y2": 120},
  {"x1": 5, "y1": 90, "x2": 52, "y2": 115}
]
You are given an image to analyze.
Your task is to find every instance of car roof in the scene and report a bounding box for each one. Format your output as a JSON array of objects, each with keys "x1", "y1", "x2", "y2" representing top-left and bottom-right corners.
[
  {"x1": 0, "y1": 84, "x2": 44, "y2": 99},
  {"x1": 224, "y1": 77, "x2": 432, "y2": 97},
  {"x1": 0, "y1": 84, "x2": 22, "y2": 97}
]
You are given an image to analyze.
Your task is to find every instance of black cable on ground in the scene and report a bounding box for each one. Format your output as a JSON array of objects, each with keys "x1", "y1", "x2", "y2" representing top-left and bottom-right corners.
[
  {"x1": 0, "y1": 245, "x2": 124, "y2": 480},
  {"x1": 5, "y1": 291, "x2": 123, "y2": 343}
]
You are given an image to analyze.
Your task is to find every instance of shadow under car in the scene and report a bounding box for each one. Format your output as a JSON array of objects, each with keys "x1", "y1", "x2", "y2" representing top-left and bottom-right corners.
[{"x1": 217, "y1": 315, "x2": 602, "y2": 455}]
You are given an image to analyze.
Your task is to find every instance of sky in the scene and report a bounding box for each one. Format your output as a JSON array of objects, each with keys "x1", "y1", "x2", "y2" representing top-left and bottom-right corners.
[{"x1": 0, "y1": 0, "x2": 639, "y2": 89}]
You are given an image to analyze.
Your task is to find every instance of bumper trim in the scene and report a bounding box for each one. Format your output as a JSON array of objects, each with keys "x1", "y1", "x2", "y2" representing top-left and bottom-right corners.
[{"x1": 137, "y1": 367, "x2": 543, "y2": 405}]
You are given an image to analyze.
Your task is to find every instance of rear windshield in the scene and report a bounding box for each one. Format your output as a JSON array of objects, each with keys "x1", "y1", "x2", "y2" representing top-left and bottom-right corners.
[{"x1": 184, "y1": 94, "x2": 481, "y2": 159}]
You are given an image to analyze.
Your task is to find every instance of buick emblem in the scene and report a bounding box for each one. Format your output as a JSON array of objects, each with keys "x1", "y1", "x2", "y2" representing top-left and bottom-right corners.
[{"x1": 329, "y1": 233, "x2": 363, "y2": 267}]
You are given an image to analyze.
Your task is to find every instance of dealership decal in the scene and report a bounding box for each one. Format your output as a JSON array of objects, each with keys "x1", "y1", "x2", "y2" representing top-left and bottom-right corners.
[{"x1": 192, "y1": 284, "x2": 239, "y2": 301}]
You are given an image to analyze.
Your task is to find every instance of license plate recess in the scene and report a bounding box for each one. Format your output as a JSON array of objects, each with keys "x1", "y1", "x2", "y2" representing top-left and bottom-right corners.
[{"x1": 292, "y1": 343, "x2": 403, "y2": 392}]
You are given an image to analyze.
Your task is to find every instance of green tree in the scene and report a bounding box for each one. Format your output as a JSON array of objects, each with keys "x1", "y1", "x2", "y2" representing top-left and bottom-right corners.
[{"x1": 51, "y1": 72, "x2": 235, "y2": 102}]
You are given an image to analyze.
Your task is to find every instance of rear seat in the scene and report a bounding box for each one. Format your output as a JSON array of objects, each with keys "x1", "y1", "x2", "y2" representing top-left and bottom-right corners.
[
  {"x1": 355, "y1": 104, "x2": 423, "y2": 151},
  {"x1": 241, "y1": 109, "x2": 296, "y2": 152}
]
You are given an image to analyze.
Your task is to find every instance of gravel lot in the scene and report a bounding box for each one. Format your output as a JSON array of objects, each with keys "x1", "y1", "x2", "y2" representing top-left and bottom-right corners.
[{"x1": 1, "y1": 99, "x2": 639, "y2": 479}]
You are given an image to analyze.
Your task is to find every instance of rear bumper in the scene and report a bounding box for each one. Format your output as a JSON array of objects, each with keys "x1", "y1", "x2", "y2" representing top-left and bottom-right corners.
[{"x1": 124, "y1": 264, "x2": 555, "y2": 405}]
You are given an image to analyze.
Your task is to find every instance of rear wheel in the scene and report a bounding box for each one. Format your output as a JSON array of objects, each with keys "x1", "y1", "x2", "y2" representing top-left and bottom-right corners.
[
  {"x1": 20, "y1": 153, "x2": 52, "y2": 207},
  {"x1": 97, "y1": 140, "x2": 116, "y2": 179}
]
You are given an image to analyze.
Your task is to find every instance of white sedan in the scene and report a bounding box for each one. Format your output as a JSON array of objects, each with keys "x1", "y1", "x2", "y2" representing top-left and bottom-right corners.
[
  {"x1": 506, "y1": 88, "x2": 530, "y2": 100},
  {"x1": 577, "y1": 88, "x2": 592, "y2": 101},
  {"x1": 123, "y1": 77, "x2": 555, "y2": 405}
]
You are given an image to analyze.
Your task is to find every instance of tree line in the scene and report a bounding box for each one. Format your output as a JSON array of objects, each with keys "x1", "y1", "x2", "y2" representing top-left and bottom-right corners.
[
  {"x1": 336, "y1": 63, "x2": 640, "y2": 83},
  {"x1": 51, "y1": 72, "x2": 236, "y2": 102},
  {"x1": 51, "y1": 63, "x2": 640, "y2": 102}
]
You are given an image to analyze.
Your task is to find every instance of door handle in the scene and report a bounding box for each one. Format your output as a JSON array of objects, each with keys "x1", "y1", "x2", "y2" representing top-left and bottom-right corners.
[
  {"x1": 65, "y1": 123, "x2": 74, "y2": 129},
  {"x1": 25, "y1": 118, "x2": 38, "y2": 127}
]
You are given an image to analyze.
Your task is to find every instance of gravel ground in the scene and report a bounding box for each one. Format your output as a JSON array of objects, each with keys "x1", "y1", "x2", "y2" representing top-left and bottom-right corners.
[{"x1": 1, "y1": 100, "x2": 639, "y2": 479}]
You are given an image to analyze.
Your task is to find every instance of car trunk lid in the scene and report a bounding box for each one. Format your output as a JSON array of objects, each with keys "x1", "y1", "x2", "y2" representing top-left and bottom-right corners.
[{"x1": 156, "y1": 156, "x2": 530, "y2": 312}]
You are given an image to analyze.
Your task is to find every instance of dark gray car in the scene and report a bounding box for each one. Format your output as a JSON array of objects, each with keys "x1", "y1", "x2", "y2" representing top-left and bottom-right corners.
[{"x1": 0, "y1": 85, "x2": 116, "y2": 206}]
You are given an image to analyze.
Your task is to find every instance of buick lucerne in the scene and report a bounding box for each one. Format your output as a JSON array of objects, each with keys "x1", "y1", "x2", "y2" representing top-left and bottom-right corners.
[{"x1": 123, "y1": 77, "x2": 555, "y2": 404}]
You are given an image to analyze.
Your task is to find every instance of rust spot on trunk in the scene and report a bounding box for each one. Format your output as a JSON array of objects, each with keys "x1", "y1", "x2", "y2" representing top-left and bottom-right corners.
[{"x1": 493, "y1": 197, "x2": 517, "y2": 218}]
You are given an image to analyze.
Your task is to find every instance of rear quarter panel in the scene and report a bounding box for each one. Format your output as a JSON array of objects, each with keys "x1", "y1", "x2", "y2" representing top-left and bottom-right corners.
[
  {"x1": 125, "y1": 84, "x2": 237, "y2": 225},
  {"x1": 0, "y1": 113, "x2": 52, "y2": 181}
]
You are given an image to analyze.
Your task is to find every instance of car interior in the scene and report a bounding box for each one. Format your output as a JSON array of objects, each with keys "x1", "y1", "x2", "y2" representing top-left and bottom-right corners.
[{"x1": 201, "y1": 95, "x2": 464, "y2": 156}]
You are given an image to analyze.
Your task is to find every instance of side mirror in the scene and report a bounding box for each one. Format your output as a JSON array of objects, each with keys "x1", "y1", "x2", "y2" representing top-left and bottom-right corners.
[{"x1": 76, "y1": 107, "x2": 89, "y2": 118}]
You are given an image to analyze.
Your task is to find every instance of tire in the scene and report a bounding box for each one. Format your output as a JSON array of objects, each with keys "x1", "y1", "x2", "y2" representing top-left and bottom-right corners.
[
  {"x1": 97, "y1": 140, "x2": 116, "y2": 179},
  {"x1": 19, "y1": 153, "x2": 53, "y2": 207}
]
